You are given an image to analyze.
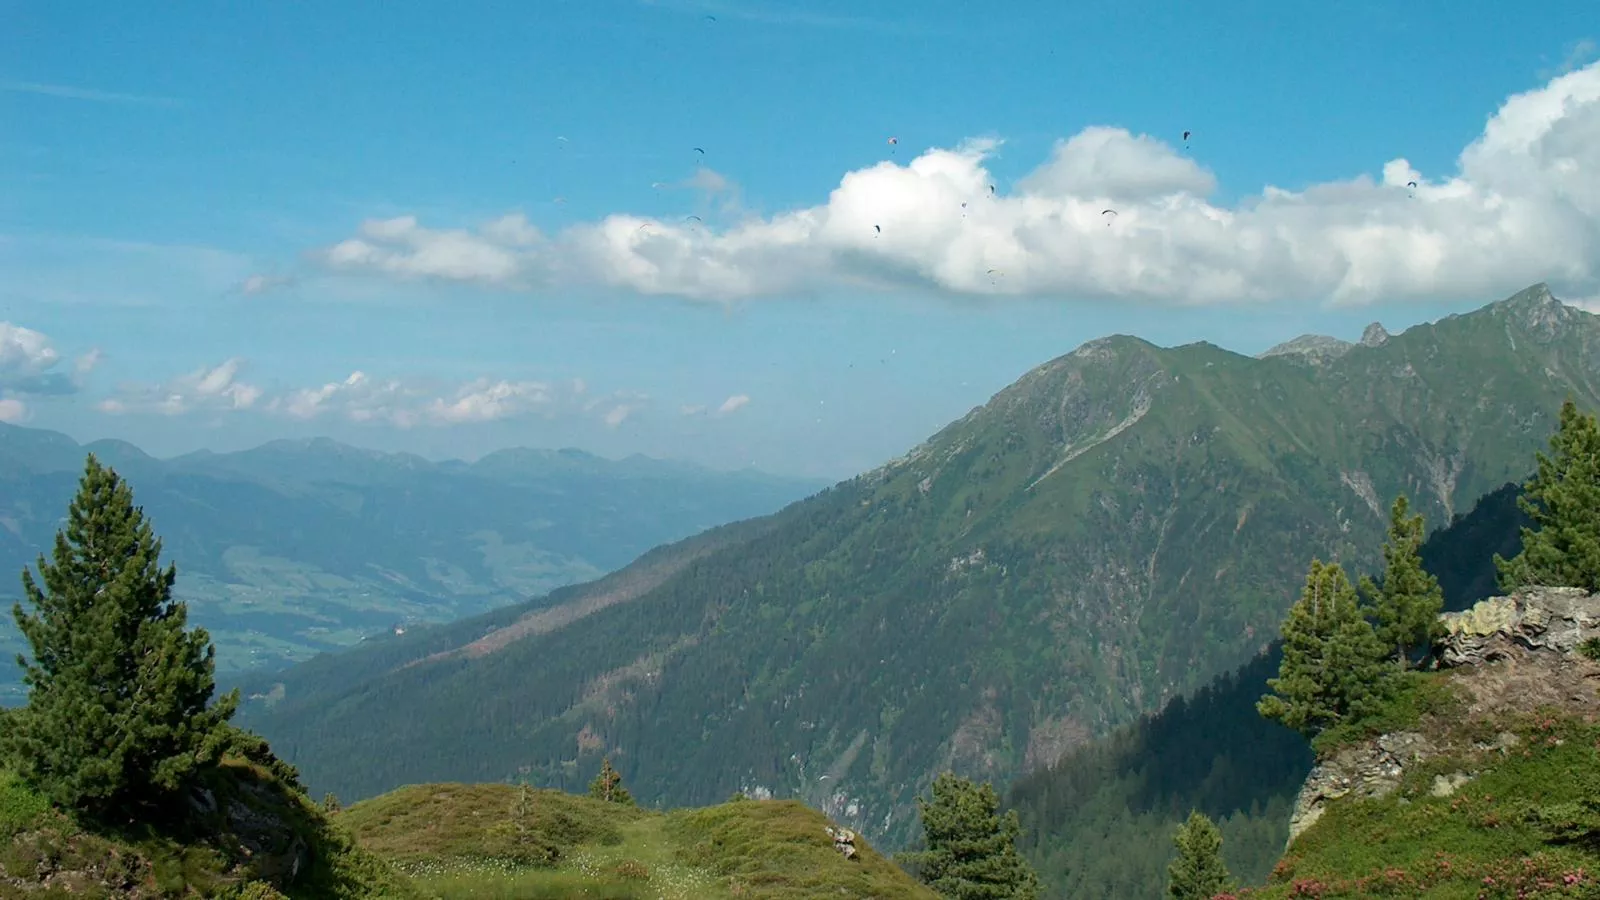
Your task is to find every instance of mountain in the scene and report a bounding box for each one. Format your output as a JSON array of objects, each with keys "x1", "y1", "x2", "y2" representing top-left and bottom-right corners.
[
  {"x1": 236, "y1": 283, "x2": 1600, "y2": 847},
  {"x1": 0, "y1": 427, "x2": 825, "y2": 701},
  {"x1": 1005, "y1": 474, "x2": 1530, "y2": 899}
]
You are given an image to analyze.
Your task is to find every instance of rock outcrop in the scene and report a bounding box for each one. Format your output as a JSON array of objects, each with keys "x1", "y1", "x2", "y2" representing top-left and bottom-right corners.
[
  {"x1": 1285, "y1": 587, "x2": 1600, "y2": 847},
  {"x1": 1435, "y1": 586, "x2": 1600, "y2": 666},
  {"x1": 825, "y1": 825, "x2": 859, "y2": 860}
]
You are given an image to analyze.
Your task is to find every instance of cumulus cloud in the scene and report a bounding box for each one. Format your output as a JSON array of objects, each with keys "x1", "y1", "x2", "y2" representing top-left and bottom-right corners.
[
  {"x1": 319, "y1": 214, "x2": 549, "y2": 287},
  {"x1": 0, "y1": 398, "x2": 25, "y2": 423},
  {"x1": 100, "y1": 362, "x2": 639, "y2": 429},
  {"x1": 98, "y1": 358, "x2": 263, "y2": 416},
  {"x1": 0, "y1": 321, "x2": 96, "y2": 400},
  {"x1": 311, "y1": 60, "x2": 1600, "y2": 307},
  {"x1": 717, "y1": 394, "x2": 750, "y2": 415}
]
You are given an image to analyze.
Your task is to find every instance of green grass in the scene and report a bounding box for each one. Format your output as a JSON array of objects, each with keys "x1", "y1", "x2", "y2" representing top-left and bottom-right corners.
[
  {"x1": 1237, "y1": 709, "x2": 1600, "y2": 899},
  {"x1": 340, "y1": 784, "x2": 938, "y2": 899},
  {"x1": 0, "y1": 757, "x2": 416, "y2": 899}
]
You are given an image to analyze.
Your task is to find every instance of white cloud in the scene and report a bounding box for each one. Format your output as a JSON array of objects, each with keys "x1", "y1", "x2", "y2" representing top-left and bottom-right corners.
[
  {"x1": 98, "y1": 358, "x2": 262, "y2": 416},
  {"x1": 0, "y1": 398, "x2": 26, "y2": 423},
  {"x1": 0, "y1": 322, "x2": 60, "y2": 375},
  {"x1": 311, "y1": 60, "x2": 1600, "y2": 307},
  {"x1": 239, "y1": 273, "x2": 295, "y2": 295},
  {"x1": 679, "y1": 393, "x2": 750, "y2": 418},
  {"x1": 101, "y1": 363, "x2": 637, "y2": 429},
  {"x1": 0, "y1": 79, "x2": 183, "y2": 107},
  {"x1": 0, "y1": 321, "x2": 94, "y2": 397},
  {"x1": 319, "y1": 214, "x2": 548, "y2": 287}
]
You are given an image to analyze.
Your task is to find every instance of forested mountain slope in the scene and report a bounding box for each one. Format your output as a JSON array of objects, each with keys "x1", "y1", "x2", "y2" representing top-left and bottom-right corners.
[
  {"x1": 239, "y1": 283, "x2": 1600, "y2": 847},
  {"x1": 1005, "y1": 477, "x2": 1530, "y2": 899},
  {"x1": 0, "y1": 428, "x2": 821, "y2": 699}
]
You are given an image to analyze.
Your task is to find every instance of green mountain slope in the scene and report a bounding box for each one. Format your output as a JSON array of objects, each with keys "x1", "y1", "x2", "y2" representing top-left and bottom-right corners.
[
  {"x1": 0, "y1": 428, "x2": 823, "y2": 701},
  {"x1": 1005, "y1": 475, "x2": 1530, "y2": 899},
  {"x1": 239, "y1": 283, "x2": 1600, "y2": 847},
  {"x1": 339, "y1": 783, "x2": 937, "y2": 899}
]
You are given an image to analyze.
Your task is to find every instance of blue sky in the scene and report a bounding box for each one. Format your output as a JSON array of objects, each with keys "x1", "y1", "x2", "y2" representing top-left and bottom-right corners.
[{"x1": 1, "y1": 0, "x2": 1597, "y2": 478}]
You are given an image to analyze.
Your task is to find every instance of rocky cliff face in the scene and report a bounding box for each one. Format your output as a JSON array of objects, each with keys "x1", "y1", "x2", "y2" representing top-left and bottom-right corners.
[{"x1": 1286, "y1": 587, "x2": 1600, "y2": 846}]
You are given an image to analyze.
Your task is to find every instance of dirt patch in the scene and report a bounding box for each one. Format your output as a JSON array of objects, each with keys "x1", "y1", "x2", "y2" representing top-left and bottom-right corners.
[{"x1": 1449, "y1": 643, "x2": 1600, "y2": 720}]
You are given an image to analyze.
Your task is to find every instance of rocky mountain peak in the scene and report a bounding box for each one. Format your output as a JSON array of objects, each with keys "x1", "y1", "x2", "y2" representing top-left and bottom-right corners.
[
  {"x1": 1490, "y1": 282, "x2": 1581, "y2": 342},
  {"x1": 1257, "y1": 334, "x2": 1354, "y2": 364},
  {"x1": 1359, "y1": 322, "x2": 1390, "y2": 347}
]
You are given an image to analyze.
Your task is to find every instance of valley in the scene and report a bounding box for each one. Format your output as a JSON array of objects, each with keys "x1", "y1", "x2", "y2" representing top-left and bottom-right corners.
[{"x1": 0, "y1": 429, "x2": 824, "y2": 702}]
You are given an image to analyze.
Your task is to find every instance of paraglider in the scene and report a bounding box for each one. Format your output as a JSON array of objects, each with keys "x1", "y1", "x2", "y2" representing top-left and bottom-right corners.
[
  {"x1": 873, "y1": 225, "x2": 881, "y2": 234},
  {"x1": 887, "y1": 136, "x2": 898, "y2": 155},
  {"x1": 685, "y1": 215, "x2": 703, "y2": 225},
  {"x1": 1101, "y1": 209, "x2": 1118, "y2": 226}
]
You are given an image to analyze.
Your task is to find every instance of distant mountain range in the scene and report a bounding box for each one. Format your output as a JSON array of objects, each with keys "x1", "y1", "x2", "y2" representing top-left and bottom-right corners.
[
  {"x1": 0, "y1": 426, "x2": 826, "y2": 701},
  {"x1": 234, "y1": 282, "x2": 1600, "y2": 847}
]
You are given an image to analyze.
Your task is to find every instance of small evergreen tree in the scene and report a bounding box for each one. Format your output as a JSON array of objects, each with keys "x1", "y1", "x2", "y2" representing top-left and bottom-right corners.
[
  {"x1": 1167, "y1": 811, "x2": 1234, "y2": 900},
  {"x1": 902, "y1": 771, "x2": 1041, "y2": 900},
  {"x1": 1359, "y1": 494, "x2": 1446, "y2": 669},
  {"x1": 0, "y1": 455, "x2": 238, "y2": 819},
  {"x1": 588, "y1": 756, "x2": 634, "y2": 805},
  {"x1": 1496, "y1": 397, "x2": 1600, "y2": 592},
  {"x1": 1258, "y1": 559, "x2": 1390, "y2": 738}
]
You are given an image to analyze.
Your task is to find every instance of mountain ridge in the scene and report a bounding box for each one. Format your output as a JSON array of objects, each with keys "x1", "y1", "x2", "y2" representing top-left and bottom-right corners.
[
  {"x1": 239, "y1": 282, "x2": 1600, "y2": 847},
  {"x1": 0, "y1": 424, "x2": 825, "y2": 700}
]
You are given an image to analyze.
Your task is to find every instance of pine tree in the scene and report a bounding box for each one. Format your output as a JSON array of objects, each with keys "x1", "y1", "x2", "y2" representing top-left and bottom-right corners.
[
  {"x1": 1496, "y1": 397, "x2": 1600, "y2": 592},
  {"x1": 1167, "y1": 811, "x2": 1234, "y2": 900},
  {"x1": 902, "y1": 771, "x2": 1041, "y2": 900},
  {"x1": 588, "y1": 756, "x2": 634, "y2": 805},
  {"x1": 1360, "y1": 494, "x2": 1446, "y2": 669},
  {"x1": 0, "y1": 455, "x2": 238, "y2": 819},
  {"x1": 1258, "y1": 559, "x2": 1390, "y2": 738}
]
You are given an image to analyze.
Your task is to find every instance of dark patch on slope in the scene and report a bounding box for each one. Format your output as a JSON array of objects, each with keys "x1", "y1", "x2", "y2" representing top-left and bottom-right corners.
[{"x1": 1006, "y1": 479, "x2": 1529, "y2": 899}]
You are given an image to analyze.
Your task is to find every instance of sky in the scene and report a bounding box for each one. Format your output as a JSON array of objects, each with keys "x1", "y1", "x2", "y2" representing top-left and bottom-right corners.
[{"x1": 1, "y1": 0, "x2": 1597, "y2": 480}]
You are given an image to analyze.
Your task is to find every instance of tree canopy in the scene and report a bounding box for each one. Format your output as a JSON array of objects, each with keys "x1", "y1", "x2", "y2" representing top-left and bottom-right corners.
[
  {"x1": 1361, "y1": 494, "x2": 1446, "y2": 669},
  {"x1": 903, "y1": 771, "x2": 1041, "y2": 900},
  {"x1": 1496, "y1": 397, "x2": 1600, "y2": 593},
  {"x1": 1257, "y1": 559, "x2": 1389, "y2": 739},
  {"x1": 1167, "y1": 811, "x2": 1235, "y2": 900},
  {"x1": 0, "y1": 454, "x2": 239, "y2": 818}
]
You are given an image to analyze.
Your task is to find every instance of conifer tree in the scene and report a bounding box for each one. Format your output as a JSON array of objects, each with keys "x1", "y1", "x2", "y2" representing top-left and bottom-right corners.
[
  {"x1": 1496, "y1": 397, "x2": 1600, "y2": 592},
  {"x1": 1167, "y1": 811, "x2": 1234, "y2": 900},
  {"x1": 1, "y1": 455, "x2": 238, "y2": 818},
  {"x1": 588, "y1": 756, "x2": 634, "y2": 805},
  {"x1": 902, "y1": 771, "x2": 1041, "y2": 900},
  {"x1": 1359, "y1": 494, "x2": 1445, "y2": 669},
  {"x1": 1258, "y1": 559, "x2": 1390, "y2": 738}
]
